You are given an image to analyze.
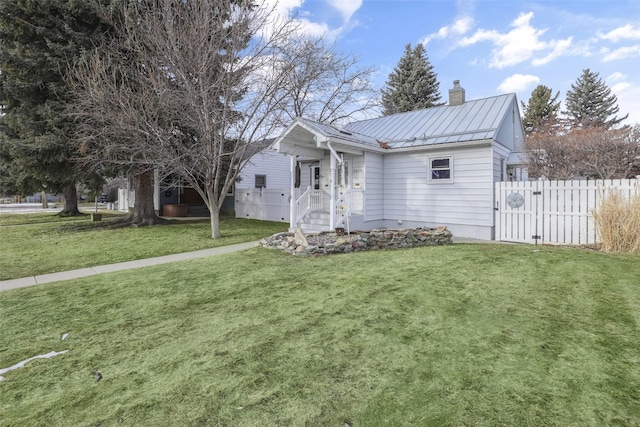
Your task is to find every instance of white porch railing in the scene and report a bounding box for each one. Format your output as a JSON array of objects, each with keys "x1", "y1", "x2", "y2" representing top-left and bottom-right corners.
[
  {"x1": 294, "y1": 187, "x2": 324, "y2": 225},
  {"x1": 335, "y1": 188, "x2": 363, "y2": 233},
  {"x1": 293, "y1": 187, "x2": 363, "y2": 231},
  {"x1": 334, "y1": 190, "x2": 351, "y2": 232}
]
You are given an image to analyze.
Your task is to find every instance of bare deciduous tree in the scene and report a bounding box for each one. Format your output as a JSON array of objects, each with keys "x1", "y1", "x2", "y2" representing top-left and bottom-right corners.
[
  {"x1": 71, "y1": 0, "x2": 298, "y2": 236},
  {"x1": 572, "y1": 126, "x2": 640, "y2": 179},
  {"x1": 525, "y1": 125, "x2": 579, "y2": 179},
  {"x1": 525, "y1": 123, "x2": 640, "y2": 179},
  {"x1": 70, "y1": 0, "x2": 379, "y2": 237},
  {"x1": 273, "y1": 36, "x2": 379, "y2": 125}
]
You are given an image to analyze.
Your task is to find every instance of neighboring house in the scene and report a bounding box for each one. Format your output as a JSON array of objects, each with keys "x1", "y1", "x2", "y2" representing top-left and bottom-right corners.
[
  {"x1": 272, "y1": 81, "x2": 526, "y2": 240},
  {"x1": 235, "y1": 142, "x2": 291, "y2": 191},
  {"x1": 234, "y1": 142, "x2": 294, "y2": 222}
]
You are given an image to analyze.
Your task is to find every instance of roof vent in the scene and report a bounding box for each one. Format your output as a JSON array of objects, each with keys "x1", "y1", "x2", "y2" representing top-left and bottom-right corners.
[{"x1": 449, "y1": 80, "x2": 465, "y2": 106}]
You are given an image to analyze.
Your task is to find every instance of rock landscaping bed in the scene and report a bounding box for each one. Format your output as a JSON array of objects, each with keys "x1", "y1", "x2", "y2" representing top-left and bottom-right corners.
[{"x1": 260, "y1": 226, "x2": 453, "y2": 256}]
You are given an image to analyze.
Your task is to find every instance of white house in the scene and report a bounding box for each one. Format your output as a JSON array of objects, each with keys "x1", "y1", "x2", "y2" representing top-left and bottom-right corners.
[{"x1": 265, "y1": 81, "x2": 527, "y2": 240}]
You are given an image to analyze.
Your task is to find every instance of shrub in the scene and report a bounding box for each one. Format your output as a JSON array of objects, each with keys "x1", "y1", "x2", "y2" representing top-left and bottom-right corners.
[{"x1": 592, "y1": 191, "x2": 640, "y2": 253}]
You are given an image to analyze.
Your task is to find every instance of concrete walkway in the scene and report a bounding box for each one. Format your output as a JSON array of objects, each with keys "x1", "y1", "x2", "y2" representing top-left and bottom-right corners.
[
  {"x1": 0, "y1": 236, "x2": 494, "y2": 292},
  {"x1": 0, "y1": 241, "x2": 259, "y2": 292}
]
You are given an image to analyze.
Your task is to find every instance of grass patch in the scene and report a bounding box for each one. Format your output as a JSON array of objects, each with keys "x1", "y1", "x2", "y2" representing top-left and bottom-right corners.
[
  {"x1": 1, "y1": 244, "x2": 640, "y2": 425},
  {"x1": 0, "y1": 217, "x2": 287, "y2": 280},
  {"x1": 0, "y1": 211, "x2": 125, "y2": 226}
]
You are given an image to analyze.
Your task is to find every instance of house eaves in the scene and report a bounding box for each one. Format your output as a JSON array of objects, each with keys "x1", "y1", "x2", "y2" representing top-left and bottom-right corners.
[
  {"x1": 274, "y1": 117, "x2": 384, "y2": 156},
  {"x1": 382, "y1": 138, "x2": 493, "y2": 154},
  {"x1": 294, "y1": 118, "x2": 379, "y2": 149}
]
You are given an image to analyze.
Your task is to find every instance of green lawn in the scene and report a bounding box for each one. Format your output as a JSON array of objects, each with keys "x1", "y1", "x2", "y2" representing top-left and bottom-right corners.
[
  {"x1": 0, "y1": 216, "x2": 287, "y2": 280},
  {"x1": 1, "y1": 244, "x2": 640, "y2": 425},
  {"x1": 0, "y1": 210, "x2": 124, "y2": 226}
]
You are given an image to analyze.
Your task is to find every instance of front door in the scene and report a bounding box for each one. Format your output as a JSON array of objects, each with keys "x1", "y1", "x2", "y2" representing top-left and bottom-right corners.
[{"x1": 311, "y1": 165, "x2": 321, "y2": 190}]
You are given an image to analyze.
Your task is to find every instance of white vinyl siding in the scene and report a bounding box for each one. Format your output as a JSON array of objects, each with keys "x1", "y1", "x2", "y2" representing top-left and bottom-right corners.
[
  {"x1": 364, "y1": 152, "x2": 384, "y2": 221},
  {"x1": 383, "y1": 145, "x2": 494, "y2": 227},
  {"x1": 492, "y1": 143, "x2": 511, "y2": 182},
  {"x1": 494, "y1": 98, "x2": 525, "y2": 152},
  {"x1": 237, "y1": 149, "x2": 290, "y2": 189}
]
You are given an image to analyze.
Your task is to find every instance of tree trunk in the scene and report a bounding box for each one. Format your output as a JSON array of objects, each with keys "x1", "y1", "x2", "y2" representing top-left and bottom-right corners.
[
  {"x1": 209, "y1": 203, "x2": 221, "y2": 238},
  {"x1": 128, "y1": 170, "x2": 161, "y2": 226},
  {"x1": 60, "y1": 182, "x2": 81, "y2": 216}
]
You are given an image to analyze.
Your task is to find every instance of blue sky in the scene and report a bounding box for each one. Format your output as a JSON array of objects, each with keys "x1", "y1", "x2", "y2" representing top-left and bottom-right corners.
[{"x1": 270, "y1": 0, "x2": 640, "y2": 124}]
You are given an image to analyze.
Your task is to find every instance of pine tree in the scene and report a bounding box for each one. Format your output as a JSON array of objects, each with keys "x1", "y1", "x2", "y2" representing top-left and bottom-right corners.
[
  {"x1": 564, "y1": 68, "x2": 628, "y2": 129},
  {"x1": 521, "y1": 85, "x2": 561, "y2": 134},
  {"x1": 381, "y1": 43, "x2": 442, "y2": 115},
  {"x1": 0, "y1": 0, "x2": 108, "y2": 214}
]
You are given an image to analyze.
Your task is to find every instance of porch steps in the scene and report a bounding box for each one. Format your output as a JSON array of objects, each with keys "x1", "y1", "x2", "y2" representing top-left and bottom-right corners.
[{"x1": 300, "y1": 210, "x2": 330, "y2": 233}]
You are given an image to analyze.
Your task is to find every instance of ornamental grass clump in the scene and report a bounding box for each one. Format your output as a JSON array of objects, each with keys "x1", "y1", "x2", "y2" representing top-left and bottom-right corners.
[{"x1": 592, "y1": 191, "x2": 640, "y2": 253}]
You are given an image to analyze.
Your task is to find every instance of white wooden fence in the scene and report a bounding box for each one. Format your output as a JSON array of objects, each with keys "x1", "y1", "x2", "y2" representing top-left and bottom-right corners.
[
  {"x1": 235, "y1": 188, "x2": 290, "y2": 223},
  {"x1": 496, "y1": 179, "x2": 639, "y2": 245}
]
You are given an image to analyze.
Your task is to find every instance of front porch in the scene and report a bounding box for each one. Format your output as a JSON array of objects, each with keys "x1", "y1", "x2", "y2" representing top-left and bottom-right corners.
[
  {"x1": 292, "y1": 187, "x2": 364, "y2": 233},
  {"x1": 274, "y1": 117, "x2": 378, "y2": 234}
]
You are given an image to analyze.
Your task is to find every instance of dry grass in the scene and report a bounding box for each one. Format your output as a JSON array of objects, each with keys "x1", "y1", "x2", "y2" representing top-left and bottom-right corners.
[
  {"x1": 592, "y1": 191, "x2": 640, "y2": 254},
  {"x1": 2, "y1": 244, "x2": 640, "y2": 425}
]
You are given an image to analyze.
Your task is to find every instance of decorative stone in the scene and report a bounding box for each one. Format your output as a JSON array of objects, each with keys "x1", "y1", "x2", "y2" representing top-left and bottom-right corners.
[
  {"x1": 294, "y1": 227, "x2": 308, "y2": 247},
  {"x1": 259, "y1": 226, "x2": 453, "y2": 256}
]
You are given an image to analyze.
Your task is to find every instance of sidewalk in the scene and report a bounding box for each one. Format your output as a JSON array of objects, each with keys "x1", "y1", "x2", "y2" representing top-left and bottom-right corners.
[
  {"x1": 0, "y1": 241, "x2": 259, "y2": 292},
  {"x1": 1, "y1": 236, "x2": 494, "y2": 292}
]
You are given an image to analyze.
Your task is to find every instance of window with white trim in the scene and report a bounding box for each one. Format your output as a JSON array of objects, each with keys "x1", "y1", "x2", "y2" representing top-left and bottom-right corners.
[
  {"x1": 428, "y1": 156, "x2": 453, "y2": 183},
  {"x1": 254, "y1": 174, "x2": 266, "y2": 188}
]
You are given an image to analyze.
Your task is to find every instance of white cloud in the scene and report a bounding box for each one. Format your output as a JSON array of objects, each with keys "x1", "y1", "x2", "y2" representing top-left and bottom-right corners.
[
  {"x1": 611, "y1": 82, "x2": 631, "y2": 93},
  {"x1": 263, "y1": 0, "x2": 302, "y2": 17},
  {"x1": 327, "y1": 0, "x2": 362, "y2": 22},
  {"x1": 420, "y1": 16, "x2": 474, "y2": 45},
  {"x1": 598, "y1": 24, "x2": 640, "y2": 42},
  {"x1": 602, "y1": 45, "x2": 640, "y2": 62},
  {"x1": 532, "y1": 37, "x2": 572, "y2": 65},
  {"x1": 458, "y1": 12, "x2": 573, "y2": 69},
  {"x1": 260, "y1": 0, "x2": 349, "y2": 39},
  {"x1": 293, "y1": 18, "x2": 333, "y2": 37},
  {"x1": 608, "y1": 72, "x2": 627, "y2": 82},
  {"x1": 613, "y1": 83, "x2": 640, "y2": 125},
  {"x1": 497, "y1": 74, "x2": 540, "y2": 93}
]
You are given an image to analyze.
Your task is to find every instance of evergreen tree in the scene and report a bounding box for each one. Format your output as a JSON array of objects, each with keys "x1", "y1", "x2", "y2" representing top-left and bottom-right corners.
[
  {"x1": 0, "y1": 0, "x2": 108, "y2": 214},
  {"x1": 381, "y1": 43, "x2": 442, "y2": 115},
  {"x1": 564, "y1": 68, "x2": 628, "y2": 129},
  {"x1": 521, "y1": 85, "x2": 561, "y2": 134}
]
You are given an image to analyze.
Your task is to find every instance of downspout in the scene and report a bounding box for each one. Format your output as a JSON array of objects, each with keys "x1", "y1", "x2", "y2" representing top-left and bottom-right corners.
[{"x1": 326, "y1": 141, "x2": 342, "y2": 230}]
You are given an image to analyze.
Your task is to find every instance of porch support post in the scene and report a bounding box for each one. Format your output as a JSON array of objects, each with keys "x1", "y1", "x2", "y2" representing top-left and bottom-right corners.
[
  {"x1": 329, "y1": 150, "x2": 336, "y2": 230},
  {"x1": 289, "y1": 154, "x2": 296, "y2": 230}
]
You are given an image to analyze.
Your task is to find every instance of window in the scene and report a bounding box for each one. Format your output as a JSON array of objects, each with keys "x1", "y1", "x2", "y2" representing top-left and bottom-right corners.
[
  {"x1": 254, "y1": 175, "x2": 266, "y2": 189},
  {"x1": 428, "y1": 156, "x2": 453, "y2": 183}
]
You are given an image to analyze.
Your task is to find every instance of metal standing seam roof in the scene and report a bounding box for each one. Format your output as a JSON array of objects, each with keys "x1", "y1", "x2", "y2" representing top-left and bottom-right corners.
[{"x1": 343, "y1": 93, "x2": 516, "y2": 149}]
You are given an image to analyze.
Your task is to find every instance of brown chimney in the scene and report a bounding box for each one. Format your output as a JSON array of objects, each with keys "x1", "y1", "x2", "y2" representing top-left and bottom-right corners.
[{"x1": 449, "y1": 80, "x2": 465, "y2": 106}]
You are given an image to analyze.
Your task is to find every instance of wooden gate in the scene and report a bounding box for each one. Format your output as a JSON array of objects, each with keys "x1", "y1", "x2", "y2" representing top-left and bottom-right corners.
[{"x1": 496, "y1": 179, "x2": 639, "y2": 245}]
